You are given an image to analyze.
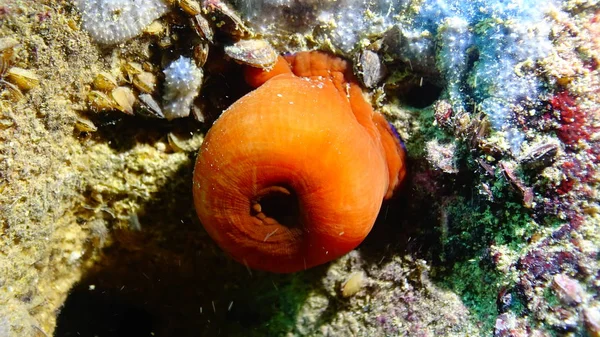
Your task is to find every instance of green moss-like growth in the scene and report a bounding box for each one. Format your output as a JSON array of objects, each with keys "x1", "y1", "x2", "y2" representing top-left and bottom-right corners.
[
  {"x1": 434, "y1": 186, "x2": 538, "y2": 331},
  {"x1": 224, "y1": 272, "x2": 314, "y2": 336},
  {"x1": 442, "y1": 198, "x2": 536, "y2": 260},
  {"x1": 255, "y1": 275, "x2": 312, "y2": 335},
  {"x1": 403, "y1": 106, "x2": 453, "y2": 159},
  {"x1": 442, "y1": 259, "x2": 501, "y2": 332}
]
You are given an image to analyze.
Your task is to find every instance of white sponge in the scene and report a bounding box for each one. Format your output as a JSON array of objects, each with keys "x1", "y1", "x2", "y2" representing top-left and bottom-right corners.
[{"x1": 73, "y1": 0, "x2": 169, "y2": 44}]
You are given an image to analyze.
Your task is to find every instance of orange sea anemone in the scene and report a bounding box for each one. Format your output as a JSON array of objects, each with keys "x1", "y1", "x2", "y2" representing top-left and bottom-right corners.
[{"x1": 193, "y1": 51, "x2": 406, "y2": 273}]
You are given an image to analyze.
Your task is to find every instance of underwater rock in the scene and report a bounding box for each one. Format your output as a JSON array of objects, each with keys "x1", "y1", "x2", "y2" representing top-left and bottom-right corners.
[
  {"x1": 425, "y1": 139, "x2": 458, "y2": 174},
  {"x1": 354, "y1": 49, "x2": 388, "y2": 88},
  {"x1": 552, "y1": 274, "x2": 584, "y2": 305}
]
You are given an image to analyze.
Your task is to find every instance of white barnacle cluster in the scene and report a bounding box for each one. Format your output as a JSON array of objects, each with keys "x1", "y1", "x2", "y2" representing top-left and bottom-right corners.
[
  {"x1": 73, "y1": 0, "x2": 169, "y2": 44},
  {"x1": 162, "y1": 56, "x2": 203, "y2": 120}
]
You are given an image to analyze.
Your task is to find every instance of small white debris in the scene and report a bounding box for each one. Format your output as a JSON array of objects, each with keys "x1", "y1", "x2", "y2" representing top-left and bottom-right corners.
[
  {"x1": 263, "y1": 228, "x2": 278, "y2": 242},
  {"x1": 341, "y1": 271, "x2": 366, "y2": 298},
  {"x1": 68, "y1": 251, "x2": 83, "y2": 263}
]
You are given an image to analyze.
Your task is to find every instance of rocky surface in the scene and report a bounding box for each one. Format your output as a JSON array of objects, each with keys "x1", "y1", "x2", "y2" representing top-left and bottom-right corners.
[{"x1": 0, "y1": 0, "x2": 598, "y2": 336}]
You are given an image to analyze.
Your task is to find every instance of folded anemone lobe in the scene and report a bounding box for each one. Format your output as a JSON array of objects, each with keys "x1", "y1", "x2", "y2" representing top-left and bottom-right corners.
[{"x1": 193, "y1": 51, "x2": 406, "y2": 273}]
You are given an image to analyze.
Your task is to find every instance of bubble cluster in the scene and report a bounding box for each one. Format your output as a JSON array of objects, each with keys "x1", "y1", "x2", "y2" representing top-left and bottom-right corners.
[
  {"x1": 234, "y1": 0, "x2": 559, "y2": 154},
  {"x1": 162, "y1": 56, "x2": 204, "y2": 120},
  {"x1": 73, "y1": 0, "x2": 168, "y2": 44},
  {"x1": 403, "y1": 0, "x2": 557, "y2": 154}
]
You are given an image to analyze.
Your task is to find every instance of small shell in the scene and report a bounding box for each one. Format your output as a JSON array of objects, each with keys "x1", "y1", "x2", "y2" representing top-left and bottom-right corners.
[
  {"x1": 583, "y1": 307, "x2": 600, "y2": 337},
  {"x1": 144, "y1": 20, "x2": 165, "y2": 36},
  {"x1": 87, "y1": 90, "x2": 115, "y2": 111},
  {"x1": 1, "y1": 80, "x2": 24, "y2": 101},
  {"x1": 111, "y1": 86, "x2": 136, "y2": 115},
  {"x1": 479, "y1": 182, "x2": 494, "y2": 200},
  {"x1": 477, "y1": 158, "x2": 496, "y2": 176},
  {"x1": 0, "y1": 54, "x2": 9, "y2": 76},
  {"x1": 470, "y1": 115, "x2": 490, "y2": 146},
  {"x1": 355, "y1": 50, "x2": 387, "y2": 88},
  {"x1": 0, "y1": 37, "x2": 19, "y2": 53},
  {"x1": 133, "y1": 71, "x2": 156, "y2": 93},
  {"x1": 32, "y1": 326, "x2": 49, "y2": 337},
  {"x1": 67, "y1": 18, "x2": 79, "y2": 31},
  {"x1": 191, "y1": 103, "x2": 205, "y2": 122},
  {"x1": 193, "y1": 42, "x2": 209, "y2": 67},
  {"x1": 92, "y1": 71, "x2": 118, "y2": 91},
  {"x1": 158, "y1": 35, "x2": 173, "y2": 49},
  {"x1": 138, "y1": 93, "x2": 164, "y2": 118},
  {"x1": 479, "y1": 140, "x2": 504, "y2": 157},
  {"x1": 520, "y1": 143, "x2": 558, "y2": 170},
  {"x1": 552, "y1": 274, "x2": 584, "y2": 305},
  {"x1": 179, "y1": 0, "x2": 202, "y2": 16},
  {"x1": 224, "y1": 39, "x2": 277, "y2": 69},
  {"x1": 0, "y1": 38, "x2": 17, "y2": 76},
  {"x1": 6, "y1": 67, "x2": 39, "y2": 90},
  {"x1": 453, "y1": 110, "x2": 471, "y2": 134},
  {"x1": 168, "y1": 132, "x2": 194, "y2": 152},
  {"x1": 203, "y1": 0, "x2": 251, "y2": 41},
  {"x1": 500, "y1": 161, "x2": 534, "y2": 208},
  {"x1": 142, "y1": 62, "x2": 154, "y2": 72},
  {"x1": 122, "y1": 62, "x2": 143, "y2": 82},
  {"x1": 190, "y1": 14, "x2": 214, "y2": 43},
  {"x1": 341, "y1": 271, "x2": 366, "y2": 298},
  {"x1": 434, "y1": 99, "x2": 453, "y2": 128},
  {"x1": 74, "y1": 116, "x2": 98, "y2": 132},
  {"x1": 0, "y1": 105, "x2": 14, "y2": 129}
]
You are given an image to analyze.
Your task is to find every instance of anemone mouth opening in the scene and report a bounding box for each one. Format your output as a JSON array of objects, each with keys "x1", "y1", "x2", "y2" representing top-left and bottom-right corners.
[{"x1": 251, "y1": 185, "x2": 302, "y2": 229}]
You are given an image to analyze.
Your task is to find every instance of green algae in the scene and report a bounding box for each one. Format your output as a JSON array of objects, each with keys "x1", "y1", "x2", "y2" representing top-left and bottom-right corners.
[
  {"x1": 434, "y1": 198, "x2": 531, "y2": 330},
  {"x1": 235, "y1": 273, "x2": 315, "y2": 336},
  {"x1": 402, "y1": 106, "x2": 452, "y2": 159},
  {"x1": 441, "y1": 260, "x2": 502, "y2": 332}
]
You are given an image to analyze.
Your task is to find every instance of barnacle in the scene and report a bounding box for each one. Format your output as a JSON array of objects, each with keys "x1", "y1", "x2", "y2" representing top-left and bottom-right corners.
[{"x1": 0, "y1": 40, "x2": 39, "y2": 100}]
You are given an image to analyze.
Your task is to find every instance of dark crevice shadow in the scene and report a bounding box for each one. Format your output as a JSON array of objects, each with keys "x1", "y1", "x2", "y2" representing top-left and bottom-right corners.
[
  {"x1": 403, "y1": 81, "x2": 443, "y2": 109},
  {"x1": 358, "y1": 156, "x2": 445, "y2": 266},
  {"x1": 84, "y1": 113, "x2": 207, "y2": 152},
  {"x1": 55, "y1": 156, "x2": 327, "y2": 337},
  {"x1": 56, "y1": 135, "x2": 453, "y2": 337}
]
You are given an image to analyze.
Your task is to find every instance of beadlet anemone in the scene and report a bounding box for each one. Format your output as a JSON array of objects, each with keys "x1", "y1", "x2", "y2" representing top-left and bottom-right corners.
[{"x1": 193, "y1": 51, "x2": 406, "y2": 273}]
